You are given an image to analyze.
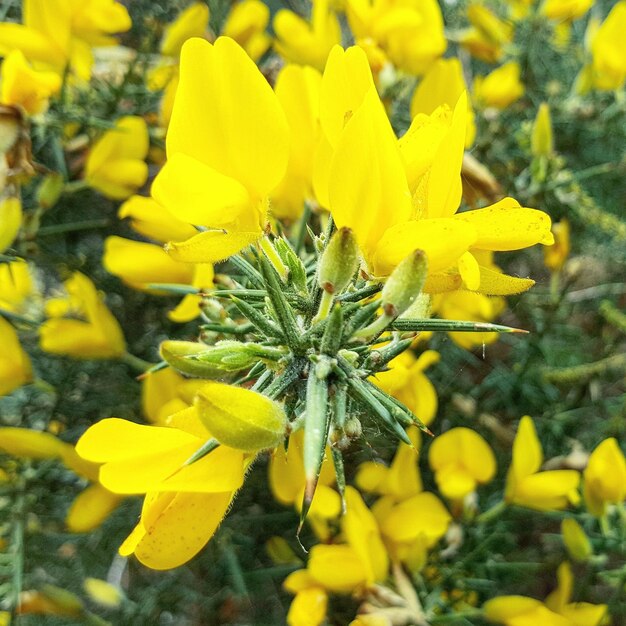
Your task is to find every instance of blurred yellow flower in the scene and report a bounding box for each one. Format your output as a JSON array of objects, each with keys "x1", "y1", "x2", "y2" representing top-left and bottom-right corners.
[
  {"x1": 370, "y1": 350, "x2": 439, "y2": 426},
  {"x1": 345, "y1": 0, "x2": 446, "y2": 75},
  {"x1": 541, "y1": 0, "x2": 594, "y2": 21},
  {"x1": 474, "y1": 61, "x2": 525, "y2": 109},
  {"x1": 0, "y1": 260, "x2": 34, "y2": 313},
  {"x1": 461, "y1": 4, "x2": 514, "y2": 63},
  {"x1": 152, "y1": 37, "x2": 289, "y2": 263},
  {"x1": 271, "y1": 64, "x2": 323, "y2": 221},
  {"x1": 0, "y1": 50, "x2": 61, "y2": 115},
  {"x1": 40, "y1": 272, "x2": 126, "y2": 359},
  {"x1": 532, "y1": 103, "x2": 554, "y2": 158},
  {"x1": 223, "y1": 0, "x2": 272, "y2": 62},
  {"x1": 84, "y1": 116, "x2": 149, "y2": 200},
  {"x1": 273, "y1": 0, "x2": 342, "y2": 71},
  {"x1": 411, "y1": 57, "x2": 476, "y2": 147},
  {"x1": 505, "y1": 416, "x2": 581, "y2": 511},
  {"x1": 0, "y1": 0, "x2": 131, "y2": 80},
  {"x1": 160, "y1": 2, "x2": 209, "y2": 58},
  {"x1": 561, "y1": 518, "x2": 592, "y2": 562},
  {"x1": 544, "y1": 220, "x2": 570, "y2": 272},
  {"x1": 429, "y1": 427, "x2": 496, "y2": 500},
  {"x1": 485, "y1": 562, "x2": 607, "y2": 626},
  {"x1": 583, "y1": 437, "x2": 626, "y2": 518},
  {"x1": 588, "y1": 1, "x2": 626, "y2": 91},
  {"x1": 0, "y1": 317, "x2": 32, "y2": 396},
  {"x1": 0, "y1": 196, "x2": 22, "y2": 253}
]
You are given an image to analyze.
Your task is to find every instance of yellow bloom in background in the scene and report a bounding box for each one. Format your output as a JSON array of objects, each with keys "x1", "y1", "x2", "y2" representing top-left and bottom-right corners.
[
  {"x1": 0, "y1": 50, "x2": 61, "y2": 115},
  {"x1": 531, "y1": 103, "x2": 554, "y2": 158},
  {"x1": 160, "y1": 2, "x2": 209, "y2": 58},
  {"x1": 356, "y1": 425, "x2": 422, "y2": 500},
  {"x1": 0, "y1": 317, "x2": 33, "y2": 396},
  {"x1": 410, "y1": 57, "x2": 476, "y2": 148},
  {"x1": 505, "y1": 416, "x2": 581, "y2": 511},
  {"x1": 588, "y1": 1, "x2": 626, "y2": 91},
  {"x1": 583, "y1": 437, "x2": 626, "y2": 518},
  {"x1": 152, "y1": 37, "x2": 289, "y2": 264},
  {"x1": 40, "y1": 272, "x2": 126, "y2": 359},
  {"x1": 428, "y1": 427, "x2": 496, "y2": 500},
  {"x1": 474, "y1": 61, "x2": 525, "y2": 110},
  {"x1": 485, "y1": 562, "x2": 607, "y2": 626},
  {"x1": 345, "y1": 0, "x2": 446, "y2": 75},
  {"x1": 544, "y1": 220, "x2": 570, "y2": 272},
  {"x1": 0, "y1": 0, "x2": 131, "y2": 80},
  {"x1": 223, "y1": 0, "x2": 272, "y2": 62},
  {"x1": 271, "y1": 64, "x2": 323, "y2": 221},
  {"x1": 269, "y1": 430, "x2": 340, "y2": 539},
  {"x1": 0, "y1": 196, "x2": 22, "y2": 253},
  {"x1": 0, "y1": 260, "x2": 34, "y2": 314},
  {"x1": 328, "y1": 86, "x2": 552, "y2": 292},
  {"x1": 370, "y1": 351, "x2": 439, "y2": 426},
  {"x1": 84, "y1": 116, "x2": 149, "y2": 200},
  {"x1": 541, "y1": 0, "x2": 594, "y2": 21},
  {"x1": 0, "y1": 427, "x2": 122, "y2": 532},
  {"x1": 461, "y1": 4, "x2": 514, "y2": 64},
  {"x1": 77, "y1": 412, "x2": 248, "y2": 570},
  {"x1": 273, "y1": 0, "x2": 342, "y2": 71},
  {"x1": 561, "y1": 518, "x2": 592, "y2": 562},
  {"x1": 141, "y1": 367, "x2": 189, "y2": 424}
]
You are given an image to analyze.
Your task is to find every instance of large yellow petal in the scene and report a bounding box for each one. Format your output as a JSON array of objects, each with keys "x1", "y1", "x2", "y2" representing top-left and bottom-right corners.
[
  {"x1": 167, "y1": 37, "x2": 288, "y2": 197},
  {"x1": 372, "y1": 218, "x2": 477, "y2": 277},
  {"x1": 66, "y1": 484, "x2": 122, "y2": 533},
  {"x1": 133, "y1": 491, "x2": 234, "y2": 570},
  {"x1": 454, "y1": 199, "x2": 554, "y2": 251},
  {"x1": 152, "y1": 153, "x2": 252, "y2": 228},
  {"x1": 0, "y1": 427, "x2": 67, "y2": 459},
  {"x1": 308, "y1": 544, "x2": 368, "y2": 593},
  {"x1": 165, "y1": 228, "x2": 261, "y2": 264},
  {"x1": 329, "y1": 87, "x2": 412, "y2": 264}
]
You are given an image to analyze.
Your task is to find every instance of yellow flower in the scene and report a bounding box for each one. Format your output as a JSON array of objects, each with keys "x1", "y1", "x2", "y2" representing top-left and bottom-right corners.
[
  {"x1": 0, "y1": 427, "x2": 122, "y2": 532},
  {"x1": 429, "y1": 427, "x2": 496, "y2": 500},
  {"x1": 411, "y1": 57, "x2": 476, "y2": 147},
  {"x1": 356, "y1": 426, "x2": 422, "y2": 500},
  {"x1": 0, "y1": 196, "x2": 22, "y2": 253},
  {"x1": 561, "y1": 518, "x2": 592, "y2": 562},
  {"x1": 160, "y1": 2, "x2": 209, "y2": 58},
  {"x1": 544, "y1": 220, "x2": 570, "y2": 272},
  {"x1": 151, "y1": 37, "x2": 289, "y2": 263},
  {"x1": 0, "y1": 0, "x2": 130, "y2": 80},
  {"x1": 461, "y1": 4, "x2": 514, "y2": 63},
  {"x1": 474, "y1": 61, "x2": 525, "y2": 110},
  {"x1": 269, "y1": 430, "x2": 341, "y2": 539},
  {"x1": 271, "y1": 64, "x2": 323, "y2": 221},
  {"x1": 505, "y1": 416, "x2": 581, "y2": 511},
  {"x1": 532, "y1": 103, "x2": 554, "y2": 158},
  {"x1": 0, "y1": 260, "x2": 34, "y2": 314},
  {"x1": 273, "y1": 0, "x2": 342, "y2": 71},
  {"x1": 370, "y1": 351, "x2": 439, "y2": 426},
  {"x1": 328, "y1": 85, "x2": 552, "y2": 292},
  {"x1": 40, "y1": 272, "x2": 126, "y2": 359},
  {"x1": 0, "y1": 50, "x2": 61, "y2": 115},
  {"x1": 77, "y1": 411, "x2": 248, "y2": 570},
  {"x1": 583, "y1": 437, "x2": 626, "y2": 518},
  {"x1": 345, "y1": 0, "x2": 446, "y2": 75},
  {"x1": 0, "y1": 317, "x2": 32, "y2": 395},
  {"x1": 84, "y1": 116, "x2": 149, "y2": 200},
  {"x1": 541, "y1": 0, "x2": 594, "y2": 21},
  {"x1": 223, "y1": 0, "x2": 272, "y2": 62},
  {"x1": 588, "y1": 1, "x2": 626, "y2": 91},
  {"x1": 485, "y1": 562, "x2": 607, "y2": 626}
]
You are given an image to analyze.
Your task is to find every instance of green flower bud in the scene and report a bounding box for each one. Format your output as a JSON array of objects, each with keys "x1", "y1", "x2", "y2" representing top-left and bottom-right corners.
[
  {"x1": 36, "y1": 173, "x2": 64, "y2": 209},
  {"x1": 317, "y1": 227, "x2": 360, "y2": 294},
  {"x1": 381, "y1": 249, "x2": 428, "y2": 318},
  {"x1": 274, "y1": 236, "x2": 308, "y2": 296},
  {"x1": 160, "y1": 340, "x2": 224, "y2": 378},
  {"x1": 195, "y1": 382, "x2": 287, "y2": 452}
]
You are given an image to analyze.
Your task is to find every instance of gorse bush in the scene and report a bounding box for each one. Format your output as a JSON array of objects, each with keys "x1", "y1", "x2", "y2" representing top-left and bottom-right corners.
[{"x1": 0, "y1": 0, "x2": 625, "y2": 624}]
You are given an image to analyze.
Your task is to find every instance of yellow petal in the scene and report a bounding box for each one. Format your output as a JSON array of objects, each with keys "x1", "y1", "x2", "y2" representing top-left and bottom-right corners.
[
  {"x1": 308, "y1": 544, "x2": 368, "y2": 592},
  {"x1": 167, "y1": 37, "x2": 288, "y2": 197},
  {"x1": 510, "y1": 416, "x2": 543, "y2": 481},
  {"x1": 166, "y1": 228, "x2": 261, "y2": 264},
  {"x1": 66, "y1": 484, "x2": 122, "y2": 533},
  {"x1": 458, "y1": 251, "x2": 480, "y2": 290},
  {"x1": 475, "y1": 266, "x2": 536, "y2": 296},
  {"x1": 0, "y1": 427, "x2": 67, "y2": 459},
  {"x1": 287, "y1": 587, "x2": 328, "y2": 626},
  {"x1": 161, "y1": 3, "x2": 209, "y2": 57},
  {"x1": 0, "y1": 197, "x2": 22, "y2": 254}
]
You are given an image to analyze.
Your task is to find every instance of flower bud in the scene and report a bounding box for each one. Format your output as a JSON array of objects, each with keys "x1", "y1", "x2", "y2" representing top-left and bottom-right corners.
[
  {"x1": 561, "y1": 518, "x2": 592, "y2": 562},
  {"x1": 274, "y1": 236, "x2": 308, "y2": 296},
  {"x1": 159, "y1": 340, "x2": 224, "y2": 378},
  {"x1": 317, "y1": 227, "x2": 360, "y2": 294},
  {"x1": 381, "y1": 249, "x2": 428, "y2": 318},
  {"x1": 531, "y1": 103, "x2": 553, "y2": 158},
  {"x1": 36, "y1": 173, "x2": 64, "y2": 210},
  {"x1": 195, "y1": 382, "x2": 287, "y2": 452}
]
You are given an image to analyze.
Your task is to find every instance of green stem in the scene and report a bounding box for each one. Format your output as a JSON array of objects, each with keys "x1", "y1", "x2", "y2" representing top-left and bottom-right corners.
[
  {"x1": 120, "y1": 352, "x2": 152, "y2": 373},
  {"x1": 36, "y1": 219, "x2": 109, "y2": 237},
  {"x1": 62, "y1": 179, "x2": 89, "y2": 194},
  {"x1": 476, "y1": 500, "x2": 507, "y2": 524}
]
